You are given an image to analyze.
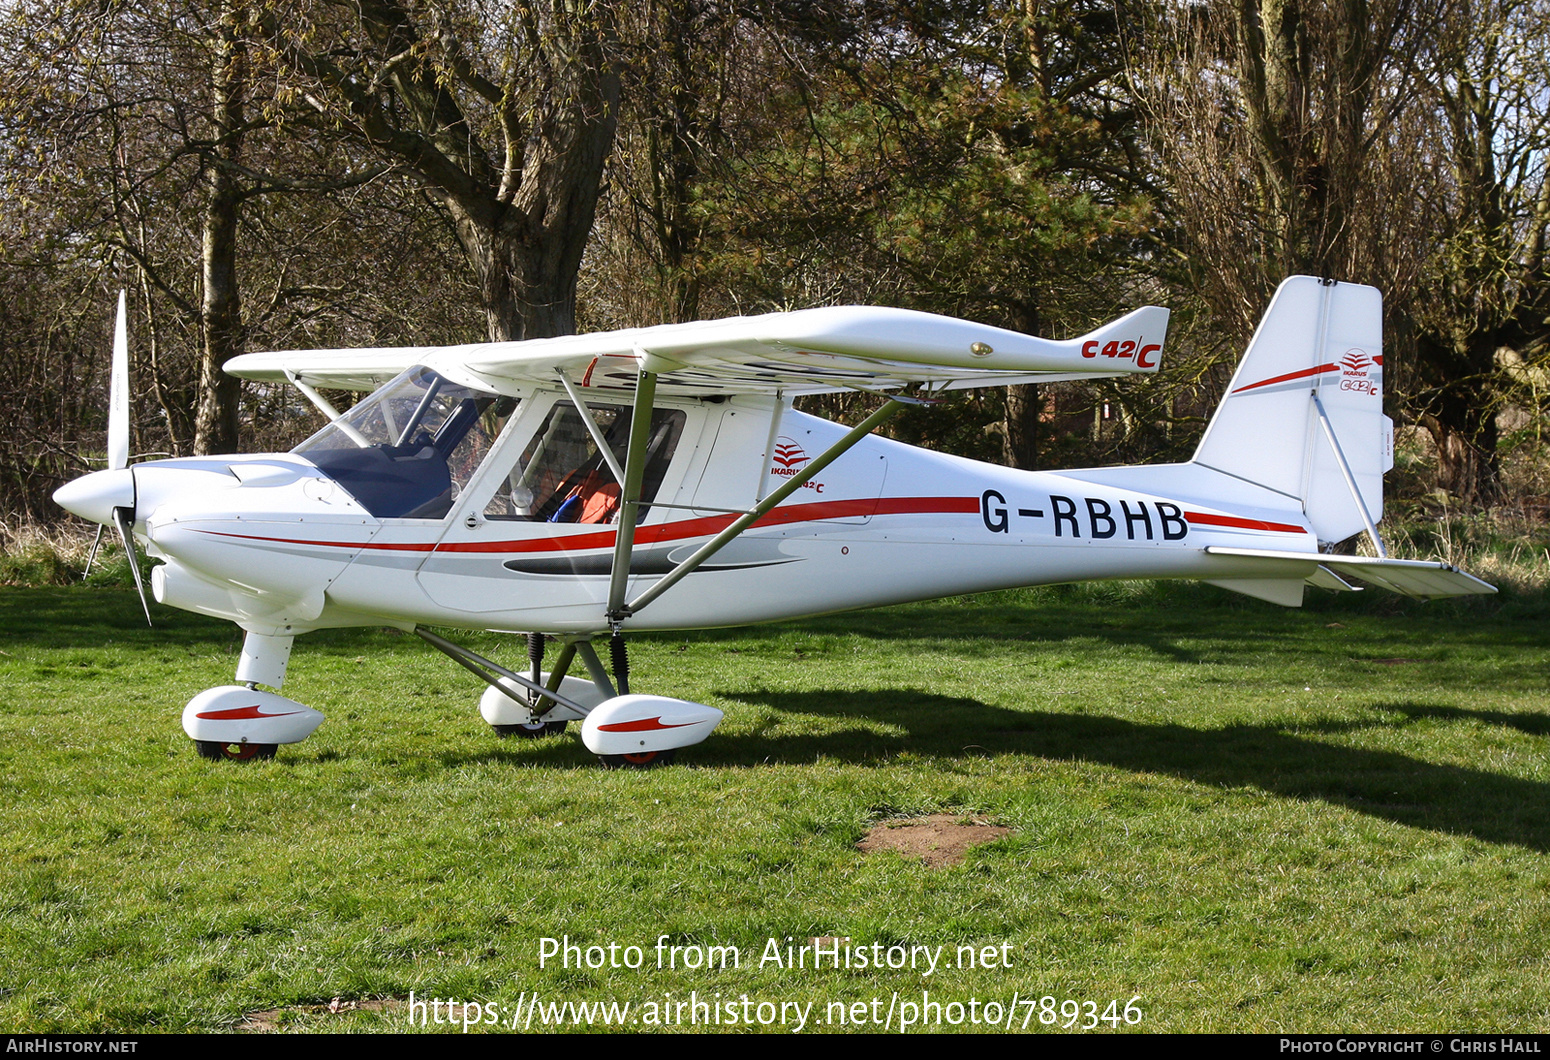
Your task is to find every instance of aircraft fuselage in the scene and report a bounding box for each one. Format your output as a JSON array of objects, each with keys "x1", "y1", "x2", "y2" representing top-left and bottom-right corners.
[{"x1": 62, "y1": 389, "x2": 1319, "y2": 639}]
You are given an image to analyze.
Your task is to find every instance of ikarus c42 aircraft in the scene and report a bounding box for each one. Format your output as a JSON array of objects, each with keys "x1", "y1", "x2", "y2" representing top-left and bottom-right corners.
[{"x1": 53, "y1": 276, "x2": 1493, "y2": 767}]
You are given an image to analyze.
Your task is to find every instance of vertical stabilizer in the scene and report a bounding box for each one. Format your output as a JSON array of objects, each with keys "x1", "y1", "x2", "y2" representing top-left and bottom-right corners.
[{"x1": 1192, "y1": 277, "x2": 1392, "y2": 547}]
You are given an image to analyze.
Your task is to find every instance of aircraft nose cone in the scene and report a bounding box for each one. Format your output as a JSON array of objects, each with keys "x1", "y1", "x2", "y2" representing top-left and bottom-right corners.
[{"x1": 53, "y1": 468, "x2": 135, "y2": 526}]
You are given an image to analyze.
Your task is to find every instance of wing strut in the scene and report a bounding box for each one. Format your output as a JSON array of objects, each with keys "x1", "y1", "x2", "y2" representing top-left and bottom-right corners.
[
  {"x1": 605, "y1": 367, "x2": 661, "y2": 620},
  {"x1": 612, "y1": 396, "x2": 909, "y2": 621},
  {"x1": 285, "y1": 370, "x2": 372, "y2": 448},
  {"x1": 556, "y1": 370, "x2": 627, "y2": 484},
  {"x1": 755, "y1": 391, "x2": 786, "y2": 502}
]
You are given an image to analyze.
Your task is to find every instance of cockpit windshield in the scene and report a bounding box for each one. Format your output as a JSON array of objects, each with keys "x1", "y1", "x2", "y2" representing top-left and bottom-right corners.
[{"x1": 294, "y1": 366, "x2": 514, "y2": 519}]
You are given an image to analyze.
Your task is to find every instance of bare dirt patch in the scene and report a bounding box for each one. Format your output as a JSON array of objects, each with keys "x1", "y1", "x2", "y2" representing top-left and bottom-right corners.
[{"x1": 857, "y1": 814, "x2": 1011, "y2": 868}]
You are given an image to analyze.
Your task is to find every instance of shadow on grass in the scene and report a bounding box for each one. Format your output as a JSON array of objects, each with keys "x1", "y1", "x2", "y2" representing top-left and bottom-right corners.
[
  {"x1": 664, "y1": 584, "x2": 1550, "y2": 665},
  {"x1": 11, "y1": 587, "x2": 1548, "y2": 852},
  {"x1": 0, "y1": 587, "x2": 232, "y2": 643},
  {"x1": 724, "y1": 687, "x2": 1550, "y2": 852},
  {"x1": 1386, "y1": 703, "x2": 1550, "y2": 738}
]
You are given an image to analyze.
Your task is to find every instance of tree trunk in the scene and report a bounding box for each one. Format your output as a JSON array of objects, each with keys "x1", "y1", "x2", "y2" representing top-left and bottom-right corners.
[
  {"x1": 1001, "y1": 299, "x2": 1043, "y2": 469},
  {"x1": 1416, "y1": 332, "x2": 1502, "y2": 506},
  {"x1": 446, "y1": 107, "x2": 616, "y2": 345},
  {"x1": 1003, "y1": 385, "x2": 1041, "y2": 470},
  {"x1": 193, "y1": 3, "x2": 246, "y2": 455},
  {"x1": 1428, "y1": 421, "x2": 1500, "y2": 505}
]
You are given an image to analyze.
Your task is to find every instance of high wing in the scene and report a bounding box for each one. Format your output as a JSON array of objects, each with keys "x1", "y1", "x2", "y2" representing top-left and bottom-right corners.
[{"x1": 225, "y1": 303, "x2": 1169, "y2": 396}]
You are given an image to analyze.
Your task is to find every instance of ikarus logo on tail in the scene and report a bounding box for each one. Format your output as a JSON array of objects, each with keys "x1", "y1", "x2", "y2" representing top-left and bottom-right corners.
[{"x1": 1339, "y1": 348, "x2": 1379, "y2": 395}]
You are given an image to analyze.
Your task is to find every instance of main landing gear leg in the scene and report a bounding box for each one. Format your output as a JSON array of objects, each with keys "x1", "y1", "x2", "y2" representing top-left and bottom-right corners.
[
  {"x1": 488, "y1": 632, "x2": 570, "y2": 738},
  {"x1": 415, "y1": 628, "x2": 595, "y2": 738},
  {"x1": 421, "y1": 627, "x2": 724, "y2": 771}
]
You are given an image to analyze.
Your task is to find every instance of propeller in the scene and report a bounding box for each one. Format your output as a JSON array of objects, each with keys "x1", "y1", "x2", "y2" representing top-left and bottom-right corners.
[
  {"x1": 114, "y1": 504, "x2": 152, "y2": 626},
  {"x1": 109, "y1": 290, "x2": 129, "y2": 472},
  {"x1": 82, "y1": 292, "x2": 152, "y2": 624}
]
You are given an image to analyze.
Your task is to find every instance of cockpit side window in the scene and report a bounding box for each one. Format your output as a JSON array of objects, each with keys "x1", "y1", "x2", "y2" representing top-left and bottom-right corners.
[
  {"x1": 484, "y1": 400, "x2": 686, "y2": 523},
  {"x1": 294, "y1": 366, "x2": 516, "y2": 519}
]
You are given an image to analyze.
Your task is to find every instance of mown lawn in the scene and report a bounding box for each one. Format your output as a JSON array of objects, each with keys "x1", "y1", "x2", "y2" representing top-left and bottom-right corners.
[{"x1": 1, "y1": 582, "x2": 1546, "y2": 1033}]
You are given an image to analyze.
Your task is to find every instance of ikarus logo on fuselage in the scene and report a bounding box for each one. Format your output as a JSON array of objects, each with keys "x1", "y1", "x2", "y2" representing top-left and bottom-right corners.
[{"x1": 770, "y1": 437, "x2": 825, "y2": 493}]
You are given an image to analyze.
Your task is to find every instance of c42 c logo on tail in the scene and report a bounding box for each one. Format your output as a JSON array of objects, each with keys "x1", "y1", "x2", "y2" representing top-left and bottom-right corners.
[
  {"x1": 1338, "y1": 348, "x2": 1379, "y2": 395},
  {"x1": 770, "y1": 437, "x2": 825, "y2": 493}
]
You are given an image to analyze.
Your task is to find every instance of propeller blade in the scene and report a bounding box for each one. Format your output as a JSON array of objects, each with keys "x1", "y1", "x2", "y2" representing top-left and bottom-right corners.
[
  {"x1": 82, "y1": 524, "x2": 105, "y2": 579},
  {"x1": 112, "y1": 505, "x2": 152, "y2": 626},
  {"x1": 108, "y1": 291, "x2": 129, "y2": 471}
]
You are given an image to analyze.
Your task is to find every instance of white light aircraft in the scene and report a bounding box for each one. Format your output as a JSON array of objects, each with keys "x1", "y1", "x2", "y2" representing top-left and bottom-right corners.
[{"x1": 54, "y1": 276, "x2": 1494, "y2": 767}]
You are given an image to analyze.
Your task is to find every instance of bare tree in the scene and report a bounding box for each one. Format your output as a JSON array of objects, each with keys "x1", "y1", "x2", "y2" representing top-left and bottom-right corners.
[
  {"x1": 0, "y1": 0, "x2": 478, "y2": 466},
  {"x1": 1133, "y1": 0, "x2": 1441, "y2": 338},
  {"x1": 1131, "y1": 0, "x2": 1550, "y2": 506},
  {"x1": 270, "y1": 0, "x2": 623, "y2": 341},
  {"x1": 1408, "y1": 0, "x2": 1550, "y2": 504}
]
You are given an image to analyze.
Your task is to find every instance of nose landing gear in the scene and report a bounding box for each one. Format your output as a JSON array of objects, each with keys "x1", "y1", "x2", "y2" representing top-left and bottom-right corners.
[{"x1": 195, "y1": 740, "x2": 278, "y2": 762}]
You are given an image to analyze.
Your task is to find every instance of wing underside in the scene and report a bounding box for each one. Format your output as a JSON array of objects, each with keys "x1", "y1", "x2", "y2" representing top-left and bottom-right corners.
[{"x1": 226, "y1": 303, "x2": 1170, "y2": 397}]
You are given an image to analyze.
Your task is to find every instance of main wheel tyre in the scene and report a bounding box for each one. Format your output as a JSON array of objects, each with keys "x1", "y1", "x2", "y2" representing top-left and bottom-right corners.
[
  {"x1": 195, "y1": 740, "x2": 277, "y2": 762},
  {"x1": 598, "y1": 749, "x2": 677, "y2": 770},
  {"x1": 492, "y1": 720, "x2": 569, "y2": 738}
]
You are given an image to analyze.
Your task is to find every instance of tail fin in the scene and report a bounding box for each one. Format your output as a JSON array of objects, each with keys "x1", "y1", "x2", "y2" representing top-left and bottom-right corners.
[{"x1": 1192, "y1": 276, "x2": 1393, "y2": 548}]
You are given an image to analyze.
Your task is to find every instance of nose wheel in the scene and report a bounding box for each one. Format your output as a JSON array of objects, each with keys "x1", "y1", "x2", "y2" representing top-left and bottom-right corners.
[
  {"x1": 182, "y1": 685, "x2": 325, "y2": 762},
  {"x1": 598, "y1": 749, "x2": 676, "y2": 770},
  {"x1": 195, "y1": 740, "x2": 277, "y2": 762}
]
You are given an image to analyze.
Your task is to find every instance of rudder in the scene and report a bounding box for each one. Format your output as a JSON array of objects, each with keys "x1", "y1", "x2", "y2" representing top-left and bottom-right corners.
[{"x1": 1192, "y1": 277, "x2": 1392, "y2": 548}]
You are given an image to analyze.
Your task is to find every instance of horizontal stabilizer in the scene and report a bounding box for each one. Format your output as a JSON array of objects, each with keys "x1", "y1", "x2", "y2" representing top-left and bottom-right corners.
[
  {"x1": 1204, "y1": 578, "x2": 1309, "y2": 606},
  {"x1": 1306, "y1": 565, "x2": 1364, "y2": 592},
  {"x1": 1205, "y1": 547, "x2": 1496, "y2": 600}
]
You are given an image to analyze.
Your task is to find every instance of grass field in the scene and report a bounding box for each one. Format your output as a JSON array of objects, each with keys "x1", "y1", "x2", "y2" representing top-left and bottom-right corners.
[{"x1": 1, "y1": 580, "x2": 1548, "y2": 1033}]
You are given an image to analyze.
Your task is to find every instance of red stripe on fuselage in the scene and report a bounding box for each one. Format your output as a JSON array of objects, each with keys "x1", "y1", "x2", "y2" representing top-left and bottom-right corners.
[
  {"x1": 193, "y1": 496, "x2": 980, "y2": 555},
  {"x1": 192, "y1": 497, "x2": 1306, "y2": 555},
  {"x1": 192, "y1": 531, "x2": 438, "y2": 551},
  {"x1": 1184, "y1": 511, "x2": 1307, "y2": 534}
]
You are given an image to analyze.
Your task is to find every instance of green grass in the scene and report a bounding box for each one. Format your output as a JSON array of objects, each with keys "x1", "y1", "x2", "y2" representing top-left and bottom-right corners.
[{"x1": 1, "y1": 581, "x2": 1548, "y2": 1033}]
